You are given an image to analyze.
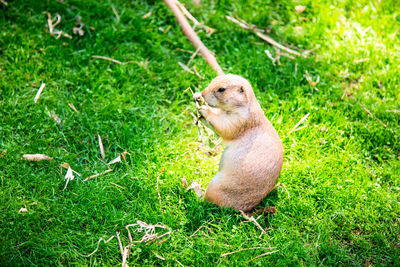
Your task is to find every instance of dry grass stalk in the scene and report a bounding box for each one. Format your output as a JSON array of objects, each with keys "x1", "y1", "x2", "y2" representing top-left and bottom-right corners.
[
  {"x1": 68, "y1": 103, "x2": 79, "y2": 113},
  {"x1": 142, "y1": 12, "x2": 152, "y2": 19},
  {"x1": 34, "y1": 83, "x2": 46, "y2": 103},
  {"x1": 176, "y1": 260, "x2": 184, "y2": 267},
  {"x1": 98, "y1": 134, "x2": 105, "y2": 160},
  {"x1": 83, "y1": 235, "x2": 115, "y2": 257},
  {"x1": 0, "y1": 0, "x2": 8, "y2": 6},
  {"x1": 110, "y1": 182, "x2": 125, "y2": 190},
  {"x1": 353, "y1": 98, "x2": 387, "y2": 127},
  {"x1": 44, "y1": 12, "x2": 72, "y2": 39},
  {"x1": 387, "y1": 110, "x2": 400, "y2": 114},
  {"x1": 192, "y1": 65, "x2": 204, "y2": 79},
  {"x1": 221, "y1": 246, "x2": 276, "y2": 257},
  {"x1": 92, "y1": 55, "x2": 135, "y2": 65},
  {"x1": 111, "y1": 6, "x2": 120, "y2": 22},
  {"x1": 353, "y1": 58, "x2": 369, "y2": 64},
  {"x1": 84, "y1": 169, "x2": 112, "y2": 182},
  {"x1": 289, "y1": 113, "x2": 310, "y2": 133},
  {"x1": 152, "y1": 251, "x2": 165, "y2": 260},
  {"x1": 186, "y1": 47, "x2": 200, "y2": 67},
  {"x1": 125, "y1": 221, "x2": 172, "y2": 244},
  {"x1": 227, "y1": 15, "x2": 303, "y2": 57},
  {"x1": 189, "y1": 225, "x2": 209, "y2": 237},
  {"x1": 248, "y1": 250, "x2": 279, "y2": 262},
  {"x1": 178, "y1": 61, "x2": 194, "y2": 74},
  {"x1": 240, "y1": 210, "x2": 266, "y2": 237},
  {"x1": 342, "y1": 91, "x2": 387, "y2": 127},
  {"x1": 264, "y1": 50, "x2": 276, "y2": 66},
  {"x1": 45, "y1": 107, "x2": 62, "y2": 125},
  {"x1": 163, "y1": 0, "x2": 224, "y2": 75},
  {"x1": 63, "y1": 166, "x2": 81, "y2": 190},
  {"x1": 156, "y1": 176, "x2": 162, "y2": 204},
  {"x1": 174, "y1": 0, "x2": 215, "y2": 34},
  {"x1": 304, "y1": 70, "x2": 320, "y2": 89},
  {"x1": 23, "y1": 154, "x2": 53, "y2": 161}
]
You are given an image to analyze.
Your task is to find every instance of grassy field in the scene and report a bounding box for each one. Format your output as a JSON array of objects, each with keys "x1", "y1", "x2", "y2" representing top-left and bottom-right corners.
[{"x1": 1, "y1": 0, "x2": 399, "y2": 265}]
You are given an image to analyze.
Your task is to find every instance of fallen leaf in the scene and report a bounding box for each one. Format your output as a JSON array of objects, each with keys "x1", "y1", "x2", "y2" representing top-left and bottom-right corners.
[
  {"x1": 294, "y1": 26, "x2": 303, "y2": 33},
  {"x1": 63, "y1": 166, "x2": 74, "y2": 190},
  {"x1": 295, "y1": 5, "x2": 306, "y2": 13},
  {"x1": 181, "y1": 177, "x2": 188, "y2": 187},
  {"x1": 1, "y1": 150, "x2": 6, "y2": 157},
  {"x1": 98, "y1": 134, "x2": 105, "y2": 160},
  {"x1": 72, "y1": 26, "x2": 84, "y2": 36},
  {"x1": 23, "y1": 154, "x2": 53, "y2": 161},
  {"x1": 142, "y1": 11, "x2": 152, "y2": 19},
  {"x1": 107, "y1": 155, "x2": 121, "y2": 165},
  {"x1": 60, "y1": 162, "x2": 70, "y2": 169},
  {"x1": 19, "y1": 207, "x2": 28, "y2": 213},
  {"x1": 121, "y1": 151, "x2": 129, "y2": 161}
]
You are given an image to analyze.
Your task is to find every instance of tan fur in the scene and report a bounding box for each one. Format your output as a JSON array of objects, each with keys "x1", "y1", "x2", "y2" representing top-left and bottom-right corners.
[{"x1": 194, "y1": 74, "x2": 283, "y2": 211}]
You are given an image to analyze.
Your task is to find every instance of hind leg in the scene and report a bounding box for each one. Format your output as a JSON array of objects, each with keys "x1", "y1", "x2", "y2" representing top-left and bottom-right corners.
[{"x1": 204, "y1": 177, "x2": 234, "y2": 209}]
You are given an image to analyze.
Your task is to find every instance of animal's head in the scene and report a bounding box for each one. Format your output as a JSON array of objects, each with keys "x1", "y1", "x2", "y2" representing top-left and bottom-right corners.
[{"x1": 201, "y1": 74, "x2": 256, "y2": 112}]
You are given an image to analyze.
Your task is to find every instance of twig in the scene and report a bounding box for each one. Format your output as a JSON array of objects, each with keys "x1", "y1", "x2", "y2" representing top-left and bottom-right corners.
[
  {"x1": 111, "y1": 6, "x2": 120, "y2": 22},
  {"x1": 387, "y1": 110, "x2": 400, "y2": 114},
  {"x1": 92, "y1": 55, "x2": 135, "y2": 65},
  {"x1": 0, "y1": 0, "x2": 8, "y2": 6},
  {"x1": 227, "y1": 15, "x2": 303, "y2": 57},
  {"x1": 163, "y1": 0, "x2": 224, "y2": 75},
  {"x1": 98, "y1": 134, "x2": 105, "y2": 160},
  {"x1": 248, "y1": 250, "x2": 279, "y2": 262},
  {"x1": 221, "y1": 247, "x2": 276, "y2": 257},
  {"x1": 84, "y1": 169, "x2": 112, "y2": 182},
  {"x1": 289, "y1": 113, "x2": 310, "y2": 133},
  {"x1": 240, "y1": 210, "x2": 266, "y2": 238},
  {"x1": 34, "y1": 83, "x2": 46, "y2": 103},
  {"x1": 83, "y1": 235, "x2": 115, "y2": 257}
]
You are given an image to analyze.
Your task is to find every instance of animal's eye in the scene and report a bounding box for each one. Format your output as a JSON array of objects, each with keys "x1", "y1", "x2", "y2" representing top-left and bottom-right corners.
[{"x1": 217, "y1": 88, "x2": 225, "y2": 93}]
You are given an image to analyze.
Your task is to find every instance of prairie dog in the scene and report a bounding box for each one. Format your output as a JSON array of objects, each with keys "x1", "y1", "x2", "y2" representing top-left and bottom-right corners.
[{"x1": 193, "y1": 74, "x2": 283, "y2": 211}]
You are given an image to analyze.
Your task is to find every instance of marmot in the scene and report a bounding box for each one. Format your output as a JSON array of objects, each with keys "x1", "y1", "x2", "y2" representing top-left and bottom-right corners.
[{"x1": 193, "y1": 74, "x2": 283, "y2": 211}]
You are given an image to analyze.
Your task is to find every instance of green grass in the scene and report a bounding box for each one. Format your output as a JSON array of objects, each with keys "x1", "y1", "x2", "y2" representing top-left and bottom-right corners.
[{"x1": 1, "y1": 0, "x2": 400, "y2": 265}]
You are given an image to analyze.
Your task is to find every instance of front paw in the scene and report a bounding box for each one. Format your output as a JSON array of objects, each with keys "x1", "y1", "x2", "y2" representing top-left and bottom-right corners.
[{"x1": 199, "y1": 105, "x2": 210, "y2": 118}]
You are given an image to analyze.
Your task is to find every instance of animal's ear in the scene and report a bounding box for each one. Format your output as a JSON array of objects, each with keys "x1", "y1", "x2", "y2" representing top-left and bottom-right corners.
[{"x1": 240, "y1": 86, "x2": 249, "y2": 104}]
